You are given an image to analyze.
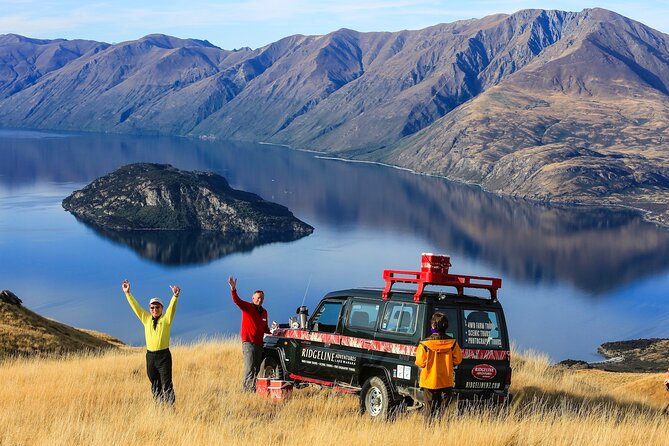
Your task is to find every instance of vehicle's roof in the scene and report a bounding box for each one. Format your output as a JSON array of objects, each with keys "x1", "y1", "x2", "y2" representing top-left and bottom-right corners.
[{"x1": 323, "y1": 287, "x2": 502, "y2": 307}]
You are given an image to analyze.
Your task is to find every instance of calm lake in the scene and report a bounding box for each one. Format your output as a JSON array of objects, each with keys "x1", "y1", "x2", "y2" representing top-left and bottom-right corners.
[{"x1": 1, "y1": 129, "x2": 669, "y2": 361}]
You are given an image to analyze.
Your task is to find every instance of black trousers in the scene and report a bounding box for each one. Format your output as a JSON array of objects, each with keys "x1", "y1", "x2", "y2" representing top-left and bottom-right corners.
[
  {"x1": 146, "y1": 349, "x2": 175, "y2": 405},
  {"x1": 423, "y1": 387, "x2": 453, "y2": 422}
]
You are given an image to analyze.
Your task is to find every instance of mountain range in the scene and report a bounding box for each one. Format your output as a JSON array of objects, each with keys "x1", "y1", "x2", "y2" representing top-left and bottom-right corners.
[{"x1": 1, "y1": 8, "x2": 668, "y2": 224}]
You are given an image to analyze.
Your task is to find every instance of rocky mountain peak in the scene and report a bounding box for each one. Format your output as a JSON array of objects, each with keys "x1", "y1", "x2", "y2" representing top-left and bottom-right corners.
[
  {"x1": 137, "y1": 34, "x2": 220, "y2": 49},
  {"x1": 0, "y1": 33, "x2": 57, "y2": 45},
  {"x1": 0, "y1": 290, "x2": 22, "y2": 306}
]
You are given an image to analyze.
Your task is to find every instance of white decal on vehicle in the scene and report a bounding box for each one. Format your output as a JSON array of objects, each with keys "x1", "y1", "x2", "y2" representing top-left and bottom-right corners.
[
  {"x1": 464, "y1": 381, "x2": 501, "y2": 389},
  {"x1": 301, "y1": 348, "x2": 356, "y2": 372}
]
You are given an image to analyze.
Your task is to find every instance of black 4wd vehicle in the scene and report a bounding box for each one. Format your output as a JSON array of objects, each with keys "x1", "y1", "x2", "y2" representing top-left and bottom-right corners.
[{"x1": 260, "y1": 254, "x2": 511, "y2": 419}]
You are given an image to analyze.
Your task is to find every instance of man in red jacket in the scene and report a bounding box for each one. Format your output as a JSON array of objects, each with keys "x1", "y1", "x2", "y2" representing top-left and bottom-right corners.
[{"x1": 228, "y1": 275, "x2": 271, "y2": 392}]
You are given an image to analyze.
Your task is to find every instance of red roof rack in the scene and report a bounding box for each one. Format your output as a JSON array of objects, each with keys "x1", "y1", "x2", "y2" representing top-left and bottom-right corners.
[{"x1": 382, "y1": 253, "x2": 502, "y2": 302}]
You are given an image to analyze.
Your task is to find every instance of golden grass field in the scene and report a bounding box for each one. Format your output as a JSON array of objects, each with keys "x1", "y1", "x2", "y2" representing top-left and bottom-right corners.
[{"x1": 1, "y1": 340, "x2": 668, "y2": 446}]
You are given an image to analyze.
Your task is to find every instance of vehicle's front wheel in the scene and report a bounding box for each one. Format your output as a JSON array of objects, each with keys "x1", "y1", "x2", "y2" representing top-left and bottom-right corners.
[
  {"x1": 360, "y1": 376, "x2": 393, "y2": 420},
  {"x1": 258, "y1": 356, "x2": 283, "y2": 380}
]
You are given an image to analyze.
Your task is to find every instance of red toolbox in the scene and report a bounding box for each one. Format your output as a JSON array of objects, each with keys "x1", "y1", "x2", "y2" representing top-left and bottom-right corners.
[{"x1": 269, "y1": 380, "x2": 293, "y2": 399}]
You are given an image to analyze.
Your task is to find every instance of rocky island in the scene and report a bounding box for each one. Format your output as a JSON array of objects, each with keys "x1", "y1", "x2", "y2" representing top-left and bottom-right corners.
[{"x1": 62, "y1": 163, "x2": 314, "y2": 235}]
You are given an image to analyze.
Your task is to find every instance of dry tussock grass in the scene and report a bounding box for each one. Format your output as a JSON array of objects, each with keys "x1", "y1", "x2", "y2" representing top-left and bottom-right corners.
[
  {"x1": 0, "y1": 301, "x2": 122, "y2": 359},
  {"x1": 1, "y1": 340, "x2": 668, "y2": 446}
]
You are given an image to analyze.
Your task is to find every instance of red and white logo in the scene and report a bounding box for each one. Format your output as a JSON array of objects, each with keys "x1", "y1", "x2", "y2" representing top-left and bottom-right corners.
[{"x1": 471, "y1": 364, "x2": 497, "y2": 381}]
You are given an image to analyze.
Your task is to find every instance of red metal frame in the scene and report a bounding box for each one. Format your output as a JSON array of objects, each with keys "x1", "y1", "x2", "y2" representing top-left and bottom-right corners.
[
  {"x1": 288, "y1": 373, "x2": 334, "y2": 387},
  {"x1": 382, "y1": 253, "x2": 502, "y2": 302}
]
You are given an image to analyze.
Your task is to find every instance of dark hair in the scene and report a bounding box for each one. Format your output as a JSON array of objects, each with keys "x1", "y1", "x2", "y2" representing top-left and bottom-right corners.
[
  {"x1": 431, "y1": 312, "x2": 448, "y2": 333},
  {"x1": 253, "y1": 290, "x2": 264, "y2": 296}
]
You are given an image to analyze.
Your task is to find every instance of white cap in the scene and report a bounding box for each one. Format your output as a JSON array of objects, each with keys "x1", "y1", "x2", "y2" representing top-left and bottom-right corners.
[{"x1": 149, "y1": 297, "x2": 163, "y2": 307}]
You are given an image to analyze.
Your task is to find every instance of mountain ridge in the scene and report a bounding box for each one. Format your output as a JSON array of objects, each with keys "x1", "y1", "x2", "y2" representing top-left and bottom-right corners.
[
  {"x1": 0, "y1": 290, "x2": 123, "y2": 359},
  {"x1": 0, "y1": 7, "x2": 668, "y2": 224}
]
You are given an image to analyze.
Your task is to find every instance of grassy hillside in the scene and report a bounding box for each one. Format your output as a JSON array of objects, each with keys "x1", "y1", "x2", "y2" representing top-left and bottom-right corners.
[
  {"x1": 0, "y1": 295, "x2": 123, "y2": 359},
  {"x1": 1, "y1": 340, "x2": 667, "y2": 446}
]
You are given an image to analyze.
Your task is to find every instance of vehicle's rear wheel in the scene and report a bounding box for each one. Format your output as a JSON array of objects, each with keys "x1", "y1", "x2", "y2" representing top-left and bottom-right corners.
[
  {"x1": 258, "y1": 356, "x2": 283, "y2": 380},
  {"x1": 360, "y1": 376, "x2": 393, "y2": 420}
]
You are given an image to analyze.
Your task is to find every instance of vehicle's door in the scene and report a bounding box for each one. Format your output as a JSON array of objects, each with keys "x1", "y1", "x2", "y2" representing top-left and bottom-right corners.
[
  {"x1": 374, "y1": 301, "x2": 421, "y2": 390},
  {"x1": 455, "y1": 307, "x2": 510, "y2": 393},
  {"x1": 425, "y1": 306, "x2": 460, "y2": 341},
  {"x1": 295, "y1": 298, "x2": 347, "y2": 382},
  {"x1": 339, "y1": 298, "x2": 382, "y2": 385}
]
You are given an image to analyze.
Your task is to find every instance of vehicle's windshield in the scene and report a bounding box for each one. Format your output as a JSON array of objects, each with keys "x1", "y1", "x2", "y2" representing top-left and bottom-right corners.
[{"x1": 311, "y1": 300, "x2": 343, "y2": 333}]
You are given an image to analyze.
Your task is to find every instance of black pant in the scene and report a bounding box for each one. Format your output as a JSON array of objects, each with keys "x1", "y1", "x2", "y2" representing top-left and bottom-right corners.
[
  {"x1": 146, "y1": 349, "x2": 175, "y2": 405},
  {"x1": 423, "y1": 387, "x2": 453, "y2": 422}
]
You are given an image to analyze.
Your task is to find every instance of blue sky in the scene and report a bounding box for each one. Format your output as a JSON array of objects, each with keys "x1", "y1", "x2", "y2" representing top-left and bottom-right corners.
[{"x1": 1, "y1": 0, "x2": 668, "y2": 50}]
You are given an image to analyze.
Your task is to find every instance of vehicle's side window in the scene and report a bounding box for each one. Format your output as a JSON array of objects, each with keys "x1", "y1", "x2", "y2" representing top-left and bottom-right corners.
[
  {"x1": 311, "y1": 301, "x2": 344, "y2": 333},
  {"x1": 462, "y1": 309, "x2": 503, "y2": 349},
  {"x1": 380, "y1": 302, "x2": 417, "y2": 334},
  {"x1": 347, "y1": 300, "x2": 380, "y2": 330}
]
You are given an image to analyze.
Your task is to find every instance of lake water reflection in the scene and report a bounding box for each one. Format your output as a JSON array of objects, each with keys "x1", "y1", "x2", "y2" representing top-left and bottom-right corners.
[
  {"x1": 80, "y1": 224, "x2": 310, "y2": 266},
  {"x1": 1, "y1": 129, "x2": 669, "y2": 361}
]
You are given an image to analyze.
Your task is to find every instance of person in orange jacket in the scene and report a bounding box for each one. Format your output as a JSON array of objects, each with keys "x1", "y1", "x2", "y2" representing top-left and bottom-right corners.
[{"x1": 415, "y1": 312, "x2": 462, "y2": 422}]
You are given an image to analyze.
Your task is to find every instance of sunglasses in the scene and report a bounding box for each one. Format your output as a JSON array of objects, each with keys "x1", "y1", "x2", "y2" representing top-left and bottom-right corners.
[{"x1": 150, "y1": 305, "x2": 162, "y2": 309}]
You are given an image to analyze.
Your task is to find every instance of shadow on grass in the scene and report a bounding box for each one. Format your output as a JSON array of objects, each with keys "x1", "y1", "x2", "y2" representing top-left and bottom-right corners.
[{"x1": 507, "y1": 385, "x2": 661, "y2": 418}]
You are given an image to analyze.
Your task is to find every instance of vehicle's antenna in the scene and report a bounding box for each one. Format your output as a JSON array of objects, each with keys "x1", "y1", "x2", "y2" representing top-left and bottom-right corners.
[{"x1": 300, "y1": 274, "x2": 312, "y2": 308}]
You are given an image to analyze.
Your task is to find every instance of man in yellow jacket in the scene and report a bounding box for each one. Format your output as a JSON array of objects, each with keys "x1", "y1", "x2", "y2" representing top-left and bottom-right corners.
[
  {"x1": 415, "y1": 312, "x2": 462, "y2": 422},
  {"x1": 123, "y1": 279, "x2": 180, "y2": 405}
]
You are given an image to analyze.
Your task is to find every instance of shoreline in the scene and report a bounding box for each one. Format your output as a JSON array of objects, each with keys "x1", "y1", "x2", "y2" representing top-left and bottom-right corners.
[
  {"x1": 559, "y1": 338, "x2": 669, "y2": 373},
  {"x1": 312, "y1": 154, "x2": 669, "y2": 229},
  {"x1": 2, "y1": 127, "x2": 666, "y2": 229}
]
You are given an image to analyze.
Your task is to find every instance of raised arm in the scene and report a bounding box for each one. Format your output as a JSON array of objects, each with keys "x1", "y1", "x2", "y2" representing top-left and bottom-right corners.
[
  {"x1": 229, "y1": 276, "x2": 253, "y2": 312},
  {"x1": 164, "y1": 285, "x2": 180, "y2": 323},
  {"x1": 122, "y1": 279, "x2": 149, "y2": 324}
]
